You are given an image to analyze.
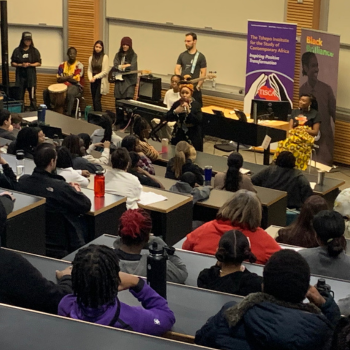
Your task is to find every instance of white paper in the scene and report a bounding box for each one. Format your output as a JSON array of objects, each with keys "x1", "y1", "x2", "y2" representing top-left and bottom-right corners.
[
  {"x1": 261, "y1": 135, "x2": 272, "y2": 150},
  {"x1": 23, "y1": 116, "x2": 38, "y2": 122},
  {"x1": 240, "y1": 167, "x2": 251, "y2": 175},
  {"x1": 309, "y1": 182, "x2": 316, "y2": 190},
  {"x1": 139, "y1": 191, "x2": 167, "y2": 205}
]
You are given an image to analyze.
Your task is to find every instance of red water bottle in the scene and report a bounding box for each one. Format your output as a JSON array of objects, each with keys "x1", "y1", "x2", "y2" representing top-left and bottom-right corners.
[{"x1": 94, "y1": 171, "x2": 105, "y2": 197}]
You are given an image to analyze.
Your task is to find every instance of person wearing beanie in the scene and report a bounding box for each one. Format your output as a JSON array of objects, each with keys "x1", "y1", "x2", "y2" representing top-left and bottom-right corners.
[
  {"x1": 165, "y1": 81, "x2": 203, "y2": 151},
  {"x1": 197, "y1": 230, "x2": 263, "y2": 296},
  {"x1": 299, "y1": 210, "x2": 350, "y2": 280},
  {"x1": 112, "y1": 209, "x2": 188, "y2": 283},
  {"x1": 175, "y1": 32, "x2": 207, "y2": 107},
  {"x1": 195, "y1": 249, "x2": 341, "y2": 350},
  {"x1": 112, "y1": 36, "x2": 138, "y2": 125},
  {"x1": 252, "y1": 150, "x2": 313, "y2": 209},
  {"x1": 11, "y1": 32, "x2": 42, "y2": 111},
  {"x1": 214, "y1": 152, "x2": 256, "y2": 193}
]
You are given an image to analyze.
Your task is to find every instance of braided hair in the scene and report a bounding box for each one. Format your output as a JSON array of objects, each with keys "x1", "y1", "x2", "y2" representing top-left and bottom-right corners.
[
  {"x1": 72, "y1": 244, "x2": 121, "y2": 309},
  {"x1": 118, "y1": 209, "x2": 152, "y2": 246}
]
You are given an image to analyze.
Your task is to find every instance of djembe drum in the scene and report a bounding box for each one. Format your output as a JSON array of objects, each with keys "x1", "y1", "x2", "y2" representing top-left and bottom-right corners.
[{"x1": 48, "y1": 83, "x2": 67, "y2": 114}]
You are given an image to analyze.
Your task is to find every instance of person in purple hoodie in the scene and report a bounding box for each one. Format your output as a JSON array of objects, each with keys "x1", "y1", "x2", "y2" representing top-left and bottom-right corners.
[{"x1": 58, "y1": 244, "x2": 175, "y2": 336}]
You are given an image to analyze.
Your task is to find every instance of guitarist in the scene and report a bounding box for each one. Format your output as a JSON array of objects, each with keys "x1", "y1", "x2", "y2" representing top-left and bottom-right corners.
[
  {"x1": 112, "y1": 37, "x2": 138, "y2": 125},
  {"x1": 175, "y1": 32, "x2": 207, "y2": 107}
]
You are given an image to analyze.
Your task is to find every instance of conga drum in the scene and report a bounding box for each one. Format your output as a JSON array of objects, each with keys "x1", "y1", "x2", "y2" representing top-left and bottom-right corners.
[{"x1": 48, "y1": 84, "x2": 67, "y2": 114}]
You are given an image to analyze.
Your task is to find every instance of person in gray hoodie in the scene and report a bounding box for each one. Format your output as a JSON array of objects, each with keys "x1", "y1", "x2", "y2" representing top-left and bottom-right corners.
[
  {"x1": 113, "y1": 208, "x2": 188, "y2": 284},
  {"x1": 169, "y1": 172, "x2": 211, "y2": 204}
]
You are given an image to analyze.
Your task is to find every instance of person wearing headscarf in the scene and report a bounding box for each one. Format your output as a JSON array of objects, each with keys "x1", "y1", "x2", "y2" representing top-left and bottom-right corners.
[{"x1": 165, "y1": 82, "x2": 203, "y2": 151}]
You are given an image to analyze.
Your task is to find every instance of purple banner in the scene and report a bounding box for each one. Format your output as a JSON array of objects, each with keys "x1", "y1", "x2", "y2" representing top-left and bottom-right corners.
[
  {"x1": 244, "y1": 21, "x2": 297, "y2": 114},
  {"x1": 299, "y1": 29, "x2": 340, "y2": 167}
]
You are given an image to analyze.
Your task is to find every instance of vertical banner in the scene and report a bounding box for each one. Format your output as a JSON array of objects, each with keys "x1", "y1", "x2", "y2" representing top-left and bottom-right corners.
[
  {"x1": 300, "y1": 29, "x2": 340, "y2": 167},
  {"x1": 244, "y1": 21, "x2": 297, "y2": 114}
]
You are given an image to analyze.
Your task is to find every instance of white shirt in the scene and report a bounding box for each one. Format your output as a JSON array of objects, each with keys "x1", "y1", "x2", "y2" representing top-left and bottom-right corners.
[
  {"x1": 105, "y1": 168, "x2": 142, "y2": 209},
  {"x1": 57, "y1": 167, "x2": 90, "y2": 187},
  {"x1": 90, "y1": 129, "x2": 122, "y2": 148},
  {"x1": 163, "y1": 89, "x2": 180, "y2": 109}
]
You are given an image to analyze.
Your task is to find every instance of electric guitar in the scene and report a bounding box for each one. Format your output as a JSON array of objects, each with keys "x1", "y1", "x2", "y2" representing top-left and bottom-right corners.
[
  {"x1": 108, "y1": 67, "x2": 151, "y2": 83},
  {"x1": 180, "y1": 74, "x2": 217, "y2": 85}
]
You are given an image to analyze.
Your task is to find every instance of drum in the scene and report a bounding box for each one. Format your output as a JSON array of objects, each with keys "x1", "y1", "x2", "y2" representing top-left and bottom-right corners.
[{"x1": 48, "y1": 84, "x2": 67, "y2": 114}]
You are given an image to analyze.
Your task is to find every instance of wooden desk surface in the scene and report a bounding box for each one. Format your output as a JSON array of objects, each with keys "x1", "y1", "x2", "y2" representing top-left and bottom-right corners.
[
  {"x1": 3, "y1": 188, "x2": 46, "y2": 219},
  {"x1": 80, "y1": 188, "x2": 126, "y2": 216},
  {"x1": 21, "y1": 111, "x2": 99, "y2": 136},
  {"x1": 202, "y1": 105, "x2": 290, "y2": 131}
]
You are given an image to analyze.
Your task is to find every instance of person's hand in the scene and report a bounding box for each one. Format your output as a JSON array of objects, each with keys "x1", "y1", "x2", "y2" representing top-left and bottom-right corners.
[
  {"x1": 174, "y1": 105, "x2": 185, "y2": 114},
  {"x1": 121, "y1": 64, "x2": 131, "y2": 69},
  {"x1": 22, "y1": 62, "x2": 29, "y2": 68},
  {"x1": 243, "y1": 73, "x2": 268, "y2": 114},
  {"x1": 70, "y1": 182, "x2": 81, "y2": 192},
  {"x1": 0, "y1": 155, "x2": 7, "y2": 166},
  {"x1": 56, "y1": 266, "x2": 72, "y2": 279},
  {"x1": 306, "y1": 285, "x2": 326, "y2": 307},
  {"x1": 81, "y1": 170, "x2": 90, "y2": 178},
  {"x1": 118, "y1": 272, "x2": 139, "y2": 291},
  {"x1": 136, "y1": 167, "x2": 148, "y2": 175},
  {"x1": 103, "y1": 140, "x2": 111, "y2": 149},
  {"x1": 196, "y1": 85, "x2": 201, "y2": 91},
  {"x1": 90, "y1": 77, "x2": 96, "y2": 83},
  {"x1": 0, "y1": 191, "x2": 15, "y2": 201}
]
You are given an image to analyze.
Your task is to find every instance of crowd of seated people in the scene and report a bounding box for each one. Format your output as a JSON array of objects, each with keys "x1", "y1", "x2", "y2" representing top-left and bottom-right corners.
[{"x1": 1, "y1": 111, "x2": 350, "y2": 347}]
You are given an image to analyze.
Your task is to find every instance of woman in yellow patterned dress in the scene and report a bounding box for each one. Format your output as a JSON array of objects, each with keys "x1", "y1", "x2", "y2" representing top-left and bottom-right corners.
[{"x1": 274, "y1": 94, "x2": 320, "y2": 170}]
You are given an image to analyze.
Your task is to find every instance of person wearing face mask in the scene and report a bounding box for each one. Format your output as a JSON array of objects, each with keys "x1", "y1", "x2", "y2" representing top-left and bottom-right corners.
[
  {"x1": 87, "y1": 40, "x2": 109, "y2": 112},
  {"x1": 165, "y1": 82, "x2": 203, "y2": 151},
  {"x1": 11, "y1": 32, "x2": 42, "y2": 111},
  {"x1": 43, "y1": 47, "x2": 84, "y2": 117}
]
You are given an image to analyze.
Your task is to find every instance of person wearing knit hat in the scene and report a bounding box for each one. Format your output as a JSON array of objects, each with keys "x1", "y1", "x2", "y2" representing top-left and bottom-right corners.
[
  {"x1": 11, "y1": 32, "x2": 42, "y2": 111},
  {"x1": 165, "y1": 81, "x2": 203, "y2": 151},
  {"x1": 112, "y1": 36, "x2": 138, "y2": 125},
  {"x1": 299, "y1": 210, "x2": 350, "y2": 280},
  {"x1": 195, "y1": 249, "x2": 341, "y2": 350}
]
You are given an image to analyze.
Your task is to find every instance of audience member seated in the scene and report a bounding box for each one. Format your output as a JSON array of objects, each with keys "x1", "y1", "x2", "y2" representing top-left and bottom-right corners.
[
  {"x1": 129, "y1": 152, "x2": 164, "y2": 189},
  {"x1": 0, "y1": 154, "x2": 18, "y2": 190},
  {"x1": 58, "y1": 244, "x2": 175, "y2": 336},
  {"x1": 9, "y1": 113, "x2": 22, "y2": 137},
  {"x1": 43, "y1": 47, "x2": 84, "y2": 117},
  {"x1": 78, "y1": 133, "x2": 111, "y2": 166},
  {"x1": 90, "y1": 114, "x2": 122, "y2": 148},
  {"x1": 133, "y1": 116, "x2": 160, "y2": 162},
  {"x1": 170, "y1": 172, "x2": 210, "y2": 204},
  {"x1": 331, "y1": 317, "x2": 350, "y2": 350},
  {"x1": 105, "y1": 147, "x2": 142, "y2": 209},
  {"x1": 195, "y1": 250, "x2": 341, "y2": 350},
  {"x1": 165, "y1": 141, "x2": 204, "y2": 185},
  {"x1": 0, "y1": 109, "x2": 16, "y2": 141},
  {"x1": 334, "y1": 188, "x2": 350, "y2": 239},
  {"x1": 214, "y1": 152, "x2": 256, "y2": 193},
  {"x1": 122, "y1": 135, "x2": 155, "y2": 175},
  {"x1": 18, "y1": 143, "x2": 91, "y2": 258},
  {"x1": 299, "y1": 210, "x2": 350, "y2": 280},
  {"x1": 251, "y1": 151, "x2": 313, "y2": 210},
  {"x1": 276, "y1": 195, "x2": 328, "y2": 248},
  {"x1": 0, "y1": 195, "x2": 73, "y2": 314},
  {"x1": 197, "y1": 230, "x2": 263, "y2": 296},
  {"x1": 62, "y1": 134, "x2": 102, "y2": 173},
  {"x1": 56, "y1": 146, "x2": 90, "y2": 187},
  {"x1": 182, "y1": 190, "x2": 281, "y2": 264},
  {"x1": 113, "y1": 209, "x2": 188, "y2": 283},
  {"x1": 8, "y1": 126, "x2": 45, "y2": 159}
]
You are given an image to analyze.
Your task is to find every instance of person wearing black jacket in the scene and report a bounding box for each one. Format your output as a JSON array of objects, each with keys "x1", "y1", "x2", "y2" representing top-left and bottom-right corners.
[
  {"x1": 18, "y1": 143, "x2": 91, "y2": 258},
  {"x1": 165, "y1": 83, "x2": 203, "y2": 151},
  {"x1": 0, "y1": 154, "x2": 18, "y2": 190},
  {"x1": 0, "y1": 194, "x2": 72, "y2": 314},
  {"x1": 11, "y1": 32, "x2": 41, "y2": 111}
]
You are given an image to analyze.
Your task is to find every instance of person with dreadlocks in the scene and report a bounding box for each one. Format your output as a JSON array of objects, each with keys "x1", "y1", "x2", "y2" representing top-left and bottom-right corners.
[
  {"x1": 165, "y1": 81, "x2": 203, "y2": 151},
  {"x1": 58, "y1": 244, "x2": 175, "y2": 336},
  {"x1": 113, "y1": 209, "x2": 188, "y2": 283}
]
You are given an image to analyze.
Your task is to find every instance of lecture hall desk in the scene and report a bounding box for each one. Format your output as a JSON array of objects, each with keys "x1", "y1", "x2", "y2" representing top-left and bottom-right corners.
[
  {"x1": 64, "y1": 234, "x2": 350, "y2": 307},
  {"x1": 12, "y1": 248, "x2": 242, "y2": 337}
]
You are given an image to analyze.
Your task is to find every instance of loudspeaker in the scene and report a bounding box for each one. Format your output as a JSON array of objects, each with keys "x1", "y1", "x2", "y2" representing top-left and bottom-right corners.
[{"x1": 138, "y1": 75, "x2": 161, "y2": 102}]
